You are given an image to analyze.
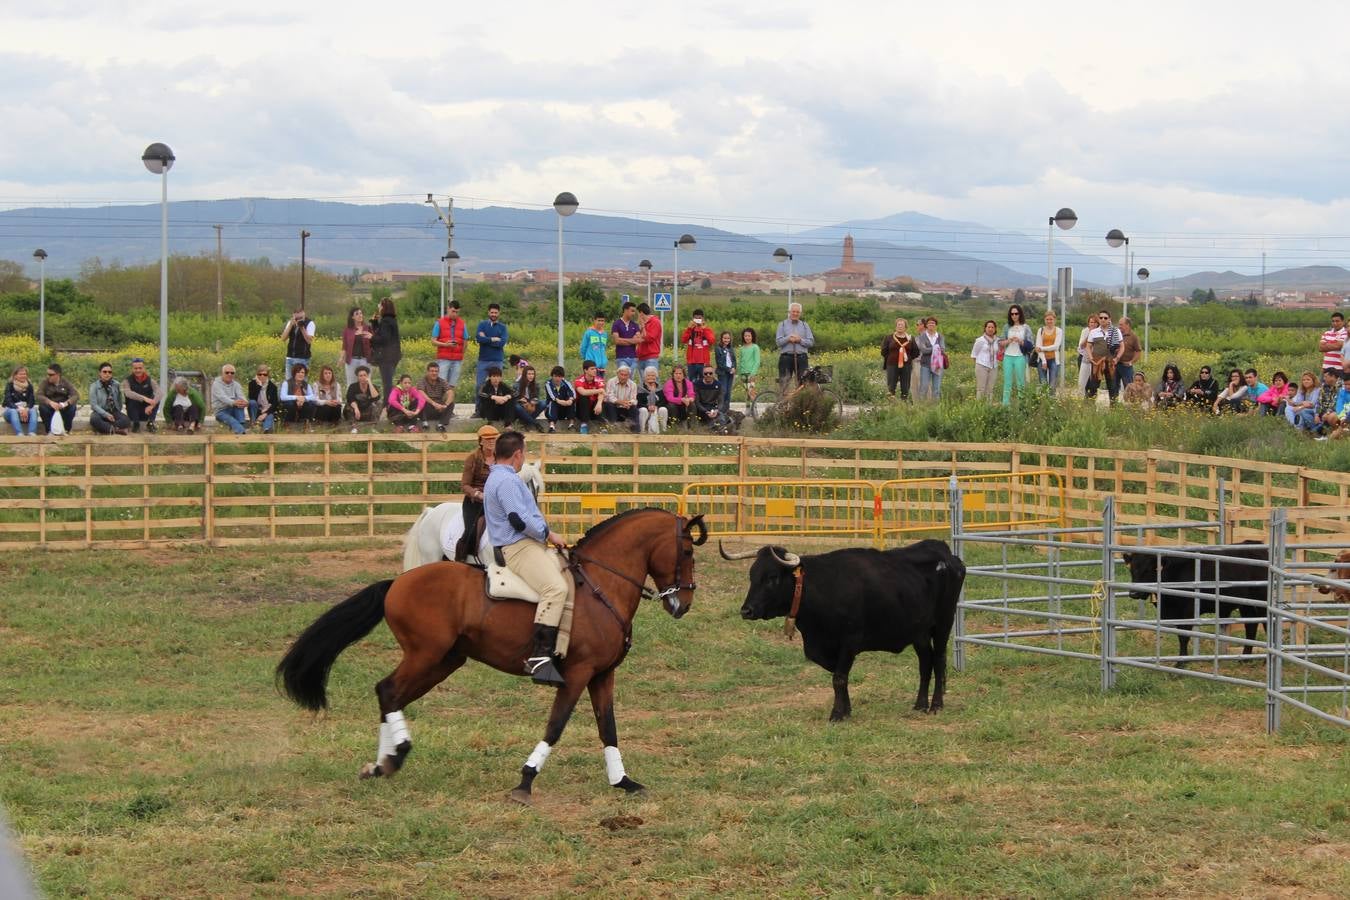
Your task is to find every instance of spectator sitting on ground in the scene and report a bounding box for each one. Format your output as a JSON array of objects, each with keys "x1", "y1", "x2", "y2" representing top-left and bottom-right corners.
[
  {"x1": 1243, "y1": 369, "x2": 1270, "y2": 414},
  {"x1": 89, "y1": 361, "x2": 131, "y2": 435},
  {"x1": 508, "y1": 354, "x2": 532, "y2": 376},
  {"x1": 1123, "y1": 371, "x2": 1153, "y2": 407},
  {"x1": 312, "y1": 365, "x2": 344, "y2": 427},
  {"x1": 3, "y1": 366, "x2": 39, "y2": 436},
  {"x1": 36, "y1": 363, "x2": 77, "y2": 435},
  {"x1": 123, "y1": 357, "x2": 162, "y2": 433},
  {"x1": 1324, "y1": 366, "x2": 1350, "y2": 440},
  {"x1": 1154, "y1": 363, "x2": 1184, "y2": 409},
  {"x1": 345, "y1": 365, "x2": 382, "y2": 432},
  {"x1": 1213, "y1": 369, "x2": 1248, "y2": 415},
  {"x1": 1256, "y1": 371, "x2": 1291, "y2": 417},
  {"x1": 280, "y1": 362, "x2": 317, "y2": 428},
  {"x1": 247, "y1": 365, "x2": 279, "y2": 433},
  {"x1": 664, "y1": 364, "x2": 695, "y2": 426},
  {"x1": 477, "y1": 366, "x2": 515, "y2": 426},
  {"x1": 1285, "y1": 371, "x2": 1321, "y2": 432},
  {"x1": 211, "y1": 364, "x2": 249, "y2": 434},
  {"x1": 164, "y1": 376, "x2": 204, "y2": 432},
  {"x1": 580, "y1": 311, "x2": 610, "y2": 378},
  {"x1": 603, "y1": 364, "x2": 639, "y2": 431},
  {"x1": 1313, "y1": 368, "x2": 1341, "y2": 435},
  {"x1": 388, "y1": 373, "x2": 428, "y2": 432},
  {"x1": 573, "y1": 360, "x2": 606, "y2": 434},
  {"x1": 513, "y1": 365, "x2": 545, "y2": 431},
  {"x1": 636, "y1": 367, "x2": 668, "y2": 434},
  {"x1": 544, "y1": 365, "x2": 576, "y2": 433},
  {"x1": 694, "y1": 366, "x2": 725, "y2": 429},
  {"x1": 1186, "y1": 366, "x2": 1219, "y2": 408},
  {"x1": 417, "y1": 362, "x2": 452, "y2": 432}
]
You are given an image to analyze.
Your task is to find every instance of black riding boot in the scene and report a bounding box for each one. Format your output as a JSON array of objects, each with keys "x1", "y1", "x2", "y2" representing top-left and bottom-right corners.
[{"x1": 525, "y1": 625, "x2": 566, "y2": 686}]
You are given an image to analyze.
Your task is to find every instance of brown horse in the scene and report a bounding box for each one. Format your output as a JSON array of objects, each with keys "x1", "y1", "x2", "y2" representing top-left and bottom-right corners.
[{"x1": 276, "y1": 508, "x2": 706, "y2": 802}]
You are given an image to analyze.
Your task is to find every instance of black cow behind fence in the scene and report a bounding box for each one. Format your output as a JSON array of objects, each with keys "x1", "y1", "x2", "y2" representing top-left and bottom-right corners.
[
  {"x1": 1121, "y1": 541, "x2": 1269, "y2": 666},
  {"x1": 721, "y1": 538, "x2": 966, "y2": 721}
]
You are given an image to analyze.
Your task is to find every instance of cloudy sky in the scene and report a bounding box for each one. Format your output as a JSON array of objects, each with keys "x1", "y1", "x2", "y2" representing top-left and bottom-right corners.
[{"x1": 4, "y1": 0, "x2": 1350, "y2": 270}]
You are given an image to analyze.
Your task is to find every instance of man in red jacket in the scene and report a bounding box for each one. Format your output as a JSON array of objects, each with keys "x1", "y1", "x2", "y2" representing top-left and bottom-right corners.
[
  {"x1": 431, "y1": 300, "x2": 467, "y2": 416},
  {"x1": 636, "y1": 302, "x2": 663, "y2": 374},
  {"x1": 681, "y1": 308, "x2": 714, "y2": 382}
]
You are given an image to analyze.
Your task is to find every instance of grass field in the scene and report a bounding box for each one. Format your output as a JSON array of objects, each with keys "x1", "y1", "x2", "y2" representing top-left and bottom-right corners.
[{"x1": 3, "y1": 540, "x2": 1348, "y2": 898}]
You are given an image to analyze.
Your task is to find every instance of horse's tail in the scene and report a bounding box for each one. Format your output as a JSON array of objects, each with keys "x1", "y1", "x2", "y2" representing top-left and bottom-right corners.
[
  {"x1": 276, "y1": 580, "x2": 393, "y2": 711},
  {"x1": 402, "y1": 506, "x2": 438, "y2": 572}
]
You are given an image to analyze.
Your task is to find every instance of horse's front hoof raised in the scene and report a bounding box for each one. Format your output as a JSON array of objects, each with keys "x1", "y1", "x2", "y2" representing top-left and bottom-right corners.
[{"x1": 508, "y1": 788, "x2": 533, "y2": 806}]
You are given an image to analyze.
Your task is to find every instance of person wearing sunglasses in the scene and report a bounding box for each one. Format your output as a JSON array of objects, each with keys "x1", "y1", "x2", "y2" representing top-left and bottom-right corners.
[{"x1": 211, "y1": 364, "x2": 249, "y2": 434}]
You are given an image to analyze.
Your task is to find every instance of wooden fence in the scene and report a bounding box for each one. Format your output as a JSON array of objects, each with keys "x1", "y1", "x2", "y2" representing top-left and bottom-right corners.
[{"x1": 1, "y1": 433, "x2": 1348, "y2": 547}]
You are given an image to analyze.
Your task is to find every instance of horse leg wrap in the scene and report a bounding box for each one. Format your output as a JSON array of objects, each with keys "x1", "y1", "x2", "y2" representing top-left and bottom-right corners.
[
  {"x1": 385, "y1": 710, "x2": 410, "y2": 748},
  {"x1": 604, "y1": 746, "x2": 626, "y2": 786},
  {"x1": 376, "y1": 722, "x2": 394, "y2": 762},
  {"x1": 525, "y1": 741, "x2": 552, "y2": 772}
]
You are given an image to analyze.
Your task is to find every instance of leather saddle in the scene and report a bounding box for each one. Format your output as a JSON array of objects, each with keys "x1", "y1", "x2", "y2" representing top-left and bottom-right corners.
[{"x1": 482, "y1": 542, "x2": 572, "y2": 604}]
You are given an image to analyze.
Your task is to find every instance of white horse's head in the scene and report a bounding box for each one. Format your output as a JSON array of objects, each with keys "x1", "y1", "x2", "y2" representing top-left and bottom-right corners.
[{"x1": 519, "y1": 461, "x2": 545, "y2": 500}]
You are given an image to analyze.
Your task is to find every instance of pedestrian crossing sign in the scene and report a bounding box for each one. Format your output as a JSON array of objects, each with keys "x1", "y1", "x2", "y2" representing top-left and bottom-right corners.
[{"x1": 653, "y1": 292, "x2": 672, "y2": 311}]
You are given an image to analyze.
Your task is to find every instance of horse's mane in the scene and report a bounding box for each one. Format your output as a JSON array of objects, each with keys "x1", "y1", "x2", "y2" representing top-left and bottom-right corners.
[{"x1": 572, "y1": 507, "x2": 673, "y2": 552}]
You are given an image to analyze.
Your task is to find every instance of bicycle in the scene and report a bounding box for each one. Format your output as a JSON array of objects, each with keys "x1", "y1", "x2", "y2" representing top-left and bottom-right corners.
[{"x1": 753, "y1": 365, "x2": 844, "y2": 420}]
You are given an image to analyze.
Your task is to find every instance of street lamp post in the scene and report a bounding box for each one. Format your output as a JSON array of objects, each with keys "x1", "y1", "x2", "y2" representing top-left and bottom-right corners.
[
  {"x1": 638, "y1": 259, "x2": 653, "y2": 306},
  {"x1": 1106, "y1": 229, "x2": 1130, "y2": 318},
  {"x1": 445, "y1": 250, "x2": 459, "y2": 315},
  {"x1": 426, "y1": 194, "x2": 455, "y2": 317},
  {"x1": 672, "y1": 234, "x2": 696, "y2": 357},
  {"x1": 773, "y1": 247, "x2": 794, "y2": 311},
  {"x1": 553, "y1": 192, "x2": 579, "y2": 366},
  {"x1": 299, "y1": 230, "x2": 312, "y2": 310},
  {"x1": 1137, "y1": 267, "x2": 1151, "y2": 360},
  {"x1": 32, "y1": 249, "x2": 47, "y2": 353},
  {"x1": 141, "y1": 142, "x2": 175, "y2": 393},
  {"x1": 1047, "y1": 208, "x2": 1077, "y2": 327}
]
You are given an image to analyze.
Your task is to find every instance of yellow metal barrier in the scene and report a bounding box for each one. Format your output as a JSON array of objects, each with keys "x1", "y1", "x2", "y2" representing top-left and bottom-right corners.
[
  {"x1": 541, "y1": 492, "x2": 683, "y2": 538},
  {"x1": 876, "y1": 470, "x2": 1065, "y2": 541},
  {"x1": 682, "y1": 480, "x2": 876, "y2": 539}
]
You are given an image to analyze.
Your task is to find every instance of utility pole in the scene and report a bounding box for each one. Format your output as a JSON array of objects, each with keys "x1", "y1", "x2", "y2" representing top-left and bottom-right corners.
[
  {"x1": 426, "y1": 194, "x2": 455, "y2": 317},
  {"x1": 213, "y1": 224, "x2": 223, "y2": 352},
  {"x1": 1261, "y1": 250, "x2": 1267, "y2": 301},
  {"x1": 299, "y1": 230, "x2": 311, "y2": 310}
]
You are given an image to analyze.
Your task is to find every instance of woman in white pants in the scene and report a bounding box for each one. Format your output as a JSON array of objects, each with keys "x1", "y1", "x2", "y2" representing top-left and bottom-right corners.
[{"x1": 636, "y1": 367, "x2": 668, "y2": 434}]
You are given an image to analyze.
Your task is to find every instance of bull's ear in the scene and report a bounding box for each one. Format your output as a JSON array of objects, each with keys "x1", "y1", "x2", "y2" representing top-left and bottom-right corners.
[{"x1": 1122, "y1": 552, "x2": 1134, "y2": 564}]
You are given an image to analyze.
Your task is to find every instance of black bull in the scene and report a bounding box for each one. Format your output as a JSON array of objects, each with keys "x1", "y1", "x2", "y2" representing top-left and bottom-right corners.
[
  {"x1": 722, "y1": 538, "x2": 966, "y2": 721},
  {"x1": 1121, "y1": 541, "x2": 1269, "y2": 666}
]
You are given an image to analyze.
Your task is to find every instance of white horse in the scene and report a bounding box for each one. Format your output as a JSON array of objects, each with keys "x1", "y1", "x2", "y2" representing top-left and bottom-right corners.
[{"x1": 400, "y1": 462, "x2": 545, "y2": 571}]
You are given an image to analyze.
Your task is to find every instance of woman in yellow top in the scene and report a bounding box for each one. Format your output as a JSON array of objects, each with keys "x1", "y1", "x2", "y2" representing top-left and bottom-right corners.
[{"x1": 1036, "y1": 310, "x2": 1064, "y2": 389}]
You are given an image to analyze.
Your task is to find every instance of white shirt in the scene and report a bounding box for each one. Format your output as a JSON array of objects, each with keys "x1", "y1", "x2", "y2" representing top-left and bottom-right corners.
[
  {"x1": 1004, "y1": 324, "x2": 1031, "y2": 357},
  {"x1": 970, "y1": 334, "x2": 998, "y2": 369}
]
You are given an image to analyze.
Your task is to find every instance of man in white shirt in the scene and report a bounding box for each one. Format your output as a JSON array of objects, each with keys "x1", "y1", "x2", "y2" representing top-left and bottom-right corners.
[
  {"x1": 969, "y1": 320, "x2": 999, "y2": 401},
  {"x1": 603, "y1": 364, "x2": 639, "y2": 431}
]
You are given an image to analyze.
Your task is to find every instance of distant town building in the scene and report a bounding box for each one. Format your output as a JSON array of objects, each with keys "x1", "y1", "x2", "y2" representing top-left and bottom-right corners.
[{"x1": 821, "y1": 235, "x2": 875, "y2": 291}]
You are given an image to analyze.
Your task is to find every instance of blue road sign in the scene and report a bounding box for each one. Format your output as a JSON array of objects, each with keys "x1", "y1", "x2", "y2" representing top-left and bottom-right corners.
[
  {"x1": 653, "y1": 292, "x2": 673, "y2": 312},
  {"x1": 621, "y1": 294, "x2": 630, "y2": 303}
]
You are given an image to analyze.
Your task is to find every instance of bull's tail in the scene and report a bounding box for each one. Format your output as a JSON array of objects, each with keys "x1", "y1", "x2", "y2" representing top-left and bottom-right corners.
[
  {"x1": 933, "y1": 549, "x2": 966, "y2": 647},
  {"x1": 276, "y1": 580, "x2": 393, "y2": 711}
]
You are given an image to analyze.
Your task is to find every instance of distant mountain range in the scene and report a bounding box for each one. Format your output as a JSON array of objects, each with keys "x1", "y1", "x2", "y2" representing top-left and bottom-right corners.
[{"x1": 2, "y1": 199, "x2": 1348, "y2": 293}]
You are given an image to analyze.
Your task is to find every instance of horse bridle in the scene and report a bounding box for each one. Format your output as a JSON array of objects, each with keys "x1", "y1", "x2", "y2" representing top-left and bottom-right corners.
[{"x1": 570, "y1": 515, "x2": 698, "y2": 615}]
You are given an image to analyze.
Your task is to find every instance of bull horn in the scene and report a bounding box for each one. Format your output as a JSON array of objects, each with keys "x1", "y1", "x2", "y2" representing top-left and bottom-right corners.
[
  {"x1": 718, "y1": 540, "x2": 758, "y2": 561},
  {"x1": 769, "y1": 547, "x2": 801, "y2": 568}
]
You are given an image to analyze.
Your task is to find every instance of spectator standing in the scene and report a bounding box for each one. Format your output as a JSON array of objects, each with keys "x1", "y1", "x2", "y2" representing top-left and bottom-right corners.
[
  {"x1": 636, "y1": 302, "x2": 663, "y2": 373},
  {"x1": 1213, "y1": 369, "x2": 1248, "y2": 414},
  {"x1": 88, "y1": 362, "x2": 131, "y2": 435},
  {"x1": 1186, "y1": 366, "x2": 1219, "y2": 408},
  {"x1": 1036, "y1": 310, "x2": 1064, "y2": 389},
  {"x1": 3, "y1": 366, "x2": 39, "y2": 436},
  {"x1": 881, "y1": 317, "x2": 915, "y2": 400},
  {"x1": 477, "y1": 366, "x2": 515, "y2": 427},
  {"x1": 247, "y1": 365, "x2": 279, "y2": 433},
  {"x1": 165, "y1": 376, "x2": 203, "y2": 432},
  {"x1": 580, "y1": 312, "x2": 610, "y2": 378},
  {"x1": 999, "y1": 304, "x2": 1032, "y2": 405},
  {"x1": 431, "y1": 300, "x2": 467, "y2": 412},
  {"x1": 664, "y1": 364, "x2": 695, "y2": 426},
  {"x1": 455, "y1": 424, "x2": 499, "y2": 562},
  {"x1": 474, "y1": 302, "x2": 508, "y2": 414},
  {"x1": 1286, "y1": 371, "x2": 1321, "y2": 431},
  {"x1": 913, "y1": 316, "x2": 946, "y2": 401},
  {"x1": 341, "y1": 307, "x2": 374, "y2": 390},
  {"x1": 774, "y1": 302, "x2": 815, "y2": 388},
  {"x1": 604, "y1": 363, "x2": 640, "y2": 431},
  {"x1": 636, "y1": 366, "x2": 668, "y2": 434},
  {"x1": 1154, "y1": 364, "x2": 1184, "y2": 409},
  {"x1": 714, "y1": 331, "x2": 736, "y2": 415},
  {"x1": 388, "y1": 374, "x2": 428, "y2": 432},
  {"x1": 279, "y1": 363, "x2": 317, "y2": 428},
  {"x1": 611, "y1": 301, "x2": 641, "y2": 369},
  {"x1": 1075, "y1": 314, "x2": 1094, "y2": 395},
  {"x1": 123, "y1": 357, "x2": 163, "y2": 433},
  {"x1": 1113, "y1": 317, "x2": 1142, "y2": 399},
  {"x1": 572, "y1": 360, "x2": 606, "y2": 434},
  {"x1": 544, "y1": 365, "x2": 576, "y2": 433},
  {"x1": 370, "y1": 298, "x2": 402, "y2": 402},
  {"x1": 281, "y1": 307, "x2": 316, "y2": 380},
  {"x1": 738, "y1": 327, "x2": 762, "y2": 407},
  {"x1": 1320, "y1": 312, "x2": 1347, "y2": 374},
  {"x1": 969, "y1": 320, "x2": 999, "y2": 401},
  {"x1": 345, "y1": 365, "x2": 382, "y2": 432},
  {"x1": 514, "y1": 365, "x2": 545, "y2": 431},
  {"x1": 1083, "y1": 311, "x2": 1120, "y2": 400},
  {"x1": 36, "y1": 363, "x2": 77, "y2": 435},
  {"x1": 211, "y1": 364, "x2": 250, "y2": 434},
  {"x1": 417, "y1": 363, "x2": 452, "y2": 431},
  {"x1": 681, "y1": 309, "x2": 714, "y2": 383},
  {"x1": 312, "y1": 365, "x2": 344, "y2": 427}
]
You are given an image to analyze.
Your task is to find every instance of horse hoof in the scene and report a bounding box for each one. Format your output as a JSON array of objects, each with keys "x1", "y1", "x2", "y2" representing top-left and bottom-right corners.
[
  {"x1": 358, "y1": 762, "x2": 382, "y2": 780},
  {"x1": 828, "y1": 710, "x2": 851, "y2": 722},
  {"x1": 508, "y1": 788, "x2": 533, "y2": 806},
  {"x1": 613, "y1": 776, "x2": 645, "y2": 794},
  {"x1": 927, "y1": 705, "x2": 942, "y2": 716},
  {"x1": 913, "y1": 702, "x2": 929, "y2": 712}
]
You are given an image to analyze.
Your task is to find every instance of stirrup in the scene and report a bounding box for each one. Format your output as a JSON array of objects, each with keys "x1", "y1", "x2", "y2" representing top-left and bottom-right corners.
[{"x1": 525, "y1": 655, "x2": 565, "y2": 686}]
